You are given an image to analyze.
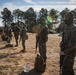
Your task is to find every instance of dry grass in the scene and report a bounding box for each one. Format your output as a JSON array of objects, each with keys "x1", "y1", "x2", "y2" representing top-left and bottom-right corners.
[{"x1": 0, "y1": 33, "x2": 76, "y2": 75}]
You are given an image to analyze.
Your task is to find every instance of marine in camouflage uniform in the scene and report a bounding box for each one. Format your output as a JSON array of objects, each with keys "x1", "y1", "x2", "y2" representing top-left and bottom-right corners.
[
  {"x1": 61, "y1": 12, "x2": 76, "y2": 75},
  {"x1": 35, "y1": 17, "x2": 49, "y2": 72},
  {"x1": 6, "y1": 27, "x2": 12, "y2": 43},
  {"x1": 11, "y1": 23, "x2": 20, "y2": 47},
  {"x1": 36, "y1": 17, "x2": 49, "y2": 63},
  {"x1": 20, "y1": 26, "x2": 27, "y2": 52},
  {"x1": 3, "y1": 25, "x2": 12, "y2": 43}
]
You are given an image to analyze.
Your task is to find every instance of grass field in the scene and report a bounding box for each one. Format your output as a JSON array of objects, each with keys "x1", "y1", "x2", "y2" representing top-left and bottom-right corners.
[{"x1": 0, "y1": 33, "x2": 76, "y2": 75}]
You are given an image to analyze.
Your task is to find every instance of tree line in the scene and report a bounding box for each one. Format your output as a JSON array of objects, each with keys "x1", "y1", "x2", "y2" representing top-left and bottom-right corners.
[{"x1": 0, "y1": 7, "x2": 76, "y2": 31}]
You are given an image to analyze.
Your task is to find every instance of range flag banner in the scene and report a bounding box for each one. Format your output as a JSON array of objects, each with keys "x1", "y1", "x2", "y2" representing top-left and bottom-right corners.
[{"x1": 46, "y1": 16, "x2": 53, "y2": 24}]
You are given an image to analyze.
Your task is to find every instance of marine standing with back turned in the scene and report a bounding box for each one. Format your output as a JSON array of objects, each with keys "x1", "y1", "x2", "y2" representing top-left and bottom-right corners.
[{"x1": 20, "y1": 26, "x2": 28, "y2": 53}]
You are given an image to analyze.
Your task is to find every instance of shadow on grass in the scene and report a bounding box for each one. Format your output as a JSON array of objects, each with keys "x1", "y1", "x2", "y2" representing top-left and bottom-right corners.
[
  {"x1": 0, "y1": 46, "x2": 7, "y2": 50},
  {"x1": 0, "y1": 52, "x2": 20, "y2": 59},
  {"x1": 19, "y1": 68, "x2": 43, "y2": 75},
  {"x1": 0, "y1": 44, "x2": 13, "y2": 50}
]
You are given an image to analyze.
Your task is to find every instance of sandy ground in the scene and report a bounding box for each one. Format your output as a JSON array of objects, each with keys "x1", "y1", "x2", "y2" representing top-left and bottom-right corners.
[{"x1": 0, "y1": 33, "x2": 76, "y2": 75}]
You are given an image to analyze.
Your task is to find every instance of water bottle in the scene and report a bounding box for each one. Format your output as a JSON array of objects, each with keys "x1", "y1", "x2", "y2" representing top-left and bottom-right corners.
[{"x1": 24, "y1": 63, "x2": 30, "y2": 73}]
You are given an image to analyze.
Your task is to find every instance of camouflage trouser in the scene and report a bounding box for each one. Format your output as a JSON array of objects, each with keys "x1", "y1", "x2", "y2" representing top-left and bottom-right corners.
[
  {"x1": 14, "y1": 34, "x2": 19, "y2": 46},
  {"x1": 39, "y1": 43, "x2": 46, "y2": 63},
  {"x1": 61, "y1": 53, "x2": 75, "y2": 75},
  {"x1": 60, "y1": 55, "x2": 65, "y2": 70},
  {"x1": 7, "y1": 34, "x2": 12, "y2": 43},
  {"x1": 7, "y1": 37, "x2": 11, "y2": 43},
  {"x1": 22, "y1": 38, "x2": 25, "y2": 50}
]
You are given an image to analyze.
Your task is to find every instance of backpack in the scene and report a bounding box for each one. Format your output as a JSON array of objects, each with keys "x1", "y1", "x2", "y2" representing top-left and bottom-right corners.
[
  {"x1": 1, "y1": 35, "x2": 8, "y2": 41},
  {"x1": 34, "y1": 54, "x2": 46, "y2": 73}
]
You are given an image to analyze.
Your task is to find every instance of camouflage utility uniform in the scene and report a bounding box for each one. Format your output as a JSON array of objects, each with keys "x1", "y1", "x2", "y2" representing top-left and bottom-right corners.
[
  {"x1": 36, "y1": 26, "x2": 49, "y2": 63},
  {"x1": 20, "y1": 27, "x2": 27, "y2": 52},
  {"x1": 62, "y1": 25, "x2": 76, "y2": 75},
  {"x1": 4, "y1": 25, "x2": 12, "y2": 43},
  {"x1": 6, "y1": 27, "x2": 12, "y2": 43},
  {"x1": 35, "y1": 17, "x2": 49, "y2": 72},
  {"x1": 36, "y1": 17, "x2": 49, "y2": 63},
  {"x1": 61, "y1": 12, "x2": 76, "y2": 75},
  {"x1": 12, "y1": 24, "x2": 20, "y2": 46}
]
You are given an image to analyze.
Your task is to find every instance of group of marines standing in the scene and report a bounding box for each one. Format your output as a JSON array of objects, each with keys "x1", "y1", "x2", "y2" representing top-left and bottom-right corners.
[{"x1": 1, "y1": 11, "x2": 76, "y2": 75}]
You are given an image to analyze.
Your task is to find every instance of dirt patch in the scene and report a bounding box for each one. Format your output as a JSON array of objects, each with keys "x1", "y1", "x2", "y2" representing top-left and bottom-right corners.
[{"x1": 0, "y1": 33, "x2": 76, "y2": 75}]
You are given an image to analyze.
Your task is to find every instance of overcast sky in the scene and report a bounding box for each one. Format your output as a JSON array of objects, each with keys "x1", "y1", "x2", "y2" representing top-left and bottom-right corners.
[
  {"x1": 0, "y1": 0, "x2": 76, "y2": 11},
  {"x1": 0, "y1": 0, "x2": 76, "y2": 26}
]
